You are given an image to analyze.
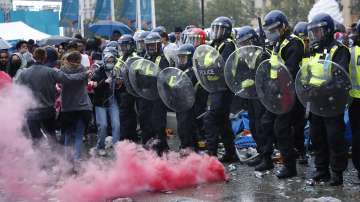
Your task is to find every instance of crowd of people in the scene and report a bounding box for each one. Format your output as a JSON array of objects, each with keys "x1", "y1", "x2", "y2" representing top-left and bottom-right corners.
[{"x1": 1, "y1": 9, "x2": 360, "y2": 188}]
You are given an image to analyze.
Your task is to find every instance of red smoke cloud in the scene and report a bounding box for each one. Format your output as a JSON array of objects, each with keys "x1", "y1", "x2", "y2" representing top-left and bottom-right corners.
[{"x1": 0, "y1": 84, "x2": 227, "y2": 202}]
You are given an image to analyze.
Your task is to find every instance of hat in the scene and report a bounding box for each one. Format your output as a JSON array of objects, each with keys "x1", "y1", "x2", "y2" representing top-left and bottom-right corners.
[{"x1": 45, "y1": 47, "x2": 59, "y2": 67}]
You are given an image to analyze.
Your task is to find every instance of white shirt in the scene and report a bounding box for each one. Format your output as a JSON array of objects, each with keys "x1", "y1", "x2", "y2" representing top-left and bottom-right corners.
[{"x1": 81, "y1": 53, "x2": 90, "y2": 68}]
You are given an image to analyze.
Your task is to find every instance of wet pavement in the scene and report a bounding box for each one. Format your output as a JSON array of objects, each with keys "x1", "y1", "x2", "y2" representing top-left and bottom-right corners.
[
  {"x1": 131, "y1": 158, "x2": 360, "y2": 202},
  {"x1": 128, "y1": 133, "x2": 360, "y2": 202}
]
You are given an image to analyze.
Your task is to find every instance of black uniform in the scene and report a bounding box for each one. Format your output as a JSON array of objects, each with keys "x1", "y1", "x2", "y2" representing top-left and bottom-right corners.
[
  {"x1": 204, "y1": 38, "x2": 236, "y2": 157},
  {"x1": 146, "y1": 54, "x2": 170, "y2": 153},
  {"x1": 310, "y1": 41, "x2": 350, "y2": 174},
  {"x1": 118, "y1": 53, "x2": 139, "y2": 142},
  {"x1": 175, "y1": 67, "x2": 198, "y2": 149},
  {"x1": 260, "y1": 33, "x2": 304, "y2": 169}
]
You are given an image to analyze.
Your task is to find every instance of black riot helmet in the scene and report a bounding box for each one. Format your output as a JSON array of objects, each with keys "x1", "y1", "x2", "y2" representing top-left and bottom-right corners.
[
  {"x1": 134, "y1": 30, "x2": 150, "y2": 55},
  {"x1": 263, "y1": 10, "x2": 289, "y2": 44},
  {"x1": 210, "y1": 16, "x2": 233, "y2": 41},
  {"x1": 307, "y1": 13, "x2": 335, "y2": 51},
  {"x1": 236, "y1": 26, "x2": 259, "y2": 47},
  {"x1": 176, "y1": 44, "x2": 195, "y2": 70},
  {"x1": 293, "y1": 21, "x2": 308, "y2": 39},
  {"x1": 118, "y1": 34, "x2": 135, "y2": 56},
  {"x1": 144, "y1": 32, "x2": 162, "y2": 56}
]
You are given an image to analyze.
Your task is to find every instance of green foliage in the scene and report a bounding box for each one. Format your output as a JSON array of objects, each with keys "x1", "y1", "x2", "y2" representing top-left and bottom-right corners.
[
  {"x1": 205, "y1": 0, "x2": 255, "y2": 28},
  {"x1": 263, "y1": 0, "x2": 315, "y2": 26},
  {"x1": 155, "y1": 0, "x2": 201, "y2": 32}
]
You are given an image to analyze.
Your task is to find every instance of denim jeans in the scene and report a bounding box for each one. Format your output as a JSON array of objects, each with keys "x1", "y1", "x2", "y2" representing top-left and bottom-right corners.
[
  {"x1": 64, "y1": 117, "x2": 86, "y2": 160},
  {"x1": 95, "y1": 99, "x2": 121, "y2": 149}
]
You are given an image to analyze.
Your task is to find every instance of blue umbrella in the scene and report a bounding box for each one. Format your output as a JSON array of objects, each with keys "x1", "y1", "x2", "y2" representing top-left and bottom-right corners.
[{"x1": 88, "y1": 21, "x2": 133, "y2": 37}]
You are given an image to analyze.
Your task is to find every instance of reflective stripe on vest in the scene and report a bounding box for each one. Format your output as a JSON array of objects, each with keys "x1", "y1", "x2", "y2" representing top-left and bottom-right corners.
[
  {"x1": 350, "y1": 46, "x2": 360, "y2": 98},
  {"x1": 155, "y1": 56, "x2": 161, "y2": 66},
  {"x1": 307, "y1": 46, "x2": 338, "y2": 87},
  {"x1": 270, "y1": 34, "x2": 304, "y2": 79}
]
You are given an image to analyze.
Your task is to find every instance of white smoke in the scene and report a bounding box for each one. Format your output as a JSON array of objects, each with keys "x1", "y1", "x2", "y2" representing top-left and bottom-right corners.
[{"x1": 308, "y1": 0, "x2": 344, "y2": 23}]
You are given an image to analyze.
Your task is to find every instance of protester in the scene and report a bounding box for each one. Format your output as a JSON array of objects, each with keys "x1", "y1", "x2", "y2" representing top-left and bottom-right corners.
[
  {"x1": 0, "y1": 49, "x2": 9, "y2": 72},
  {"x1": 14, "y1": 47, "x2": 89, "y2": 144},
  {"x1": 111, "y1": 30, "x2": 122, "y2": 41},
  {"x1": 7, "y1": 52, "x2": 24, "y2": 77},
  {"x1": 91, "y1": 53, "x2": 121, "y2": 155},
  {"x1": 45, "y1": 46, "x2": 59, "y2": 68},
  {"x1": 60, "y1": 51, "x2": 92, "y2": 161}
]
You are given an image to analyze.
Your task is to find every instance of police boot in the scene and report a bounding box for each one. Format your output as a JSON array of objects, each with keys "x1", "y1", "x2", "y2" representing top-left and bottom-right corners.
[
  {"x1": 276, "y1": 164, "x2": 297, "y2": 179},
  {"x1": 311, "y1": 169, "x2": 330, "y2": 182},
  {"x1": 330, "y1": 172, "x2": 343, "y2": 186},
  {"x1": 255, "y1": 156, "x2": 274, "y2": 171},
  {"x1": 247, "y1": 155, "x2": 263, "y2": 167}
]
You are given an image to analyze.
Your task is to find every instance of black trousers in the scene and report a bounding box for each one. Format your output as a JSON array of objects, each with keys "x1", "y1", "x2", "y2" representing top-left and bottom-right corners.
[
  {"x1": 349, "y1": 98, "x2": 360, "y2": 171},
  {"x1": 261, "y1": 104, "x2": 298, "y2": 167},
  {"x1": 292, "y1": 100, "x2": 306, "y2": 155},
  {"x1": 310, "y1": 113, "x2": 348, "y2": 173},
  {"x1": 119, "y1": 92, "x2": 139, "y2": 142},
  {"x1": 176, "y1": 109, "x2": 197, "y2": 149},
  {"x1": 137, "y1": 97, "x2": 154, "y2": 144},
  {"x1": 203, "y1": 90, "x2": 235, "y2": 156},
  {"x1": 247, "y1": 99, "x2": 267, "y2": 155},
  {"x1": 151, "y1": 98, "x2": 169, "y2": 150},
  {"x1": 194, "y1": 86, "x2": 208, "y2": 140},
  {"x1": 26, "y1": 108, "x2": 57, "y2": 145}
]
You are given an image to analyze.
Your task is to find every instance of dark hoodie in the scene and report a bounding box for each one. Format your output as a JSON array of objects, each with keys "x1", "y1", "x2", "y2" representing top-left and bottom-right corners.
[{"x1": 7, "y1": 52, "x2": 24, "y2": 77}]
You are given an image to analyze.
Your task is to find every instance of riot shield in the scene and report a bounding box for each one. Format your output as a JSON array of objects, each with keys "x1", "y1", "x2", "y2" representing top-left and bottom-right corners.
[
  {"x1": 224, "y1": 45, "x2": 270, "y2": 99},
  {"x1": 255, "y1": 59, "x2": 296, "y2": 114},
  {"x1": 295, "y1": 59, "x2": 352, "y2": 117},
  {"x1": 163, "y1": 43, "x2": 178, "y2": 67},
  {"x1": 129, "y1": 59, "x2": 160, "y2": 100},
  {"x1": 157, "y1": 67, "x2": 195, "y2": 112},
  {"x1": 192, "y1": 44, "x2": 227, "y2": 93},
  {"x1": 120, "y1": 56, "x2": 142, "y2": 97}
]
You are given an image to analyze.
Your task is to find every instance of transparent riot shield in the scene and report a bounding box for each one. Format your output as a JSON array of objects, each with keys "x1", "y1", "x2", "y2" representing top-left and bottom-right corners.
[
  {"x1": 192, "y1": 44, "x2": 226, "y2": 93},
  {"x1": 255, "y1": 59, "x2": 296, "y2": 114},
  {"x1": 128, "y1": 59, "x2": 160, "y2": 100},
  {"x1": 163, "y1": 43, "x2": 178, "y2": 67},
  {"x1": 295, "y1": 59, "x2": 352, "y2": 117},
  {"x1": 120, "y1": 56, "x2": 142, "y2": 97},
  {"x1": 157, "y1": 67, "x2": 195, "y2": 112},
  {"x1": 224, "y1": 45, "x2": 270, "y2": 99}
]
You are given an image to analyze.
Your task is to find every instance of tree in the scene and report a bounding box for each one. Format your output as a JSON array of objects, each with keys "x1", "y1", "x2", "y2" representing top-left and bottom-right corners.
[
  {"x1": 155, "y1": 0, "x2": 201, "y2": 32},
  {"x1": 205, "y1": 0, "x2": 255, "y2": 28},
  {"x1": 263, "y1": 0, "x2": 315, "y2": 26}
]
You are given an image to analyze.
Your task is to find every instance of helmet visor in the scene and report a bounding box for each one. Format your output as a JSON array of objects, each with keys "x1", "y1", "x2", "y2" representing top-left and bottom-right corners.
[
  {"x1": 136, "y1": 40, "x2": 145, "y2": 53},
  {"x1": 308, "y1": 24, "x2": 326, "y2": 48},
  {"x1": 186, "y1": 35, "x2": 203, "y2": 47},
  {"x1": 211, "y1": 25, "x2": 226, "y2": 40},
  {"x1": 120, "y1": 44, "x2": 131, "y2": 54},
  {"x1": 145, "y1": 42, "x2": 159, "y2": 55},
  {"x1": 177, "y1": 54, "x2": 189, "y2": 66}
]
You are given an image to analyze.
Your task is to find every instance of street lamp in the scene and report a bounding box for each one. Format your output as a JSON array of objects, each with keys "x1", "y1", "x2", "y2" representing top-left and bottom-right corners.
[{"x1": 201, "y1": 0, "x2": 204, "y2": 28}]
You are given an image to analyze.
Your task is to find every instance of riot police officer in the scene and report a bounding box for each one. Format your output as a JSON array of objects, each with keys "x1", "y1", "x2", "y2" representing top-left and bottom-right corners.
[
  {"x1": 349, "y1": 19, "x2": 360, "y2": 181},
  {"x1": 204, "y1": 16, "x2": 237, "y2": 162},
  {"x1": 117, "y1": 35, "x2": 139, "y2": 142},
  {"x1": 173, "y1": 44, "x2": 198, "y2": 152},
  {"x1": 134, "y1": 30, "x2": 150, "y2": 57},
  {"x1": 306, "y1": 13, "x2": 350, "y2": 186},
  {"x1": 144, "y1": 32, "x2": 170, "y2": 154},
  {"x1": 258, "y1": 10, "x2": 304, "y2": 178},
  {"x1": 234, "y1": 26, "x2": 269, "y2": 167}
]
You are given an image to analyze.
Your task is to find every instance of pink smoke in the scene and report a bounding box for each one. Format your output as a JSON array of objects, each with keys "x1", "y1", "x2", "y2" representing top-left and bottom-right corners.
[
  {"x1": 0, "y1": 84, "x2": 49, "y2": 201},
  {"x1": 0, "y1": 84, "x2": 227, "y2": 202},
  {"x1": 58, "y1": 142, "x2": 227, "y2": 202}
]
